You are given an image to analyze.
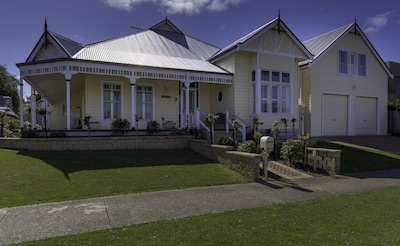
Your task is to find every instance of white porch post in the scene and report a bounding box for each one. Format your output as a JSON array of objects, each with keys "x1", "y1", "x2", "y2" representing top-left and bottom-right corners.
[
  {"x1": 255, "y1": 68, "x2": 261, "y2": 114},
  {"x1": 31, "y1": 88, "x2": 36, "y2": 128},
  {"x1": 184, "y1": 79, "x2": 191, "y2": 128},
  {"x1": 65, "y1": 74, "x2": 71, "y2": 130},
  {"x1": 130, "y1": 78, "x2": 137, "y2": 128},
  {"x1": 19, "y1": 77, "x2": 24, "y2": 128}
]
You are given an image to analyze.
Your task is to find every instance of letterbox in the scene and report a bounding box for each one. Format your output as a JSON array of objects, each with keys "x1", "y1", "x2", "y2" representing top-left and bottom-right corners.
[{"x1": 260, "y1": 136, "x2": 274, "y2": 153}]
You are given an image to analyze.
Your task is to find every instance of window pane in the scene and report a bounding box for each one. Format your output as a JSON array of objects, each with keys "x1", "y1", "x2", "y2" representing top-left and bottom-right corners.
[
  {"x1": 339, "y1": 50, "x2": 347, "y2": 74},
  {"x1": 272, "y1": 101, "x2": 278, "y2": 113},
  {"x1": 282, "y1": 73, "x2": 290, "y2": 83},
  {"x1": 358, "y1": 54, "x2": 366, "y2": 76},
  {"x1": 261, "y1": 100, "x2": 268, "y2": 113},
  {"x1": 104, "y1": 102, "x2": 111, "y2": 119},
  {"x1": 272, "y1": 72, "x2": 280, "y2": 82},
  {"x1": 261, "y1": 70, "x2": 269, "y2": 81},
  {"x1": 282, "y1": 101, "x2": 287, "y2": 114},
  {"x1": 282, "y1": 87, "x2": 287, "y2": 100},
  {"x1": 272, "y1": 86, "x2": 278, "y2": 99},
  {"x1": 261, "y1": 85, "x2": 268, "y2": 99}
]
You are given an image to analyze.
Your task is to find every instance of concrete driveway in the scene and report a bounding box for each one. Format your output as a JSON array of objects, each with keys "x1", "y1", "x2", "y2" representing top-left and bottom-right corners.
[{"x1": 320, "y1": 135, "x2": 400, "y2": 154}]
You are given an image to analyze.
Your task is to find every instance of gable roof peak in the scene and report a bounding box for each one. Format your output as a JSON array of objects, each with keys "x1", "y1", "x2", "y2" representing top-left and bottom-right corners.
[{"x1": 150, "y1": 17, "x2": 183, "y2": 34}]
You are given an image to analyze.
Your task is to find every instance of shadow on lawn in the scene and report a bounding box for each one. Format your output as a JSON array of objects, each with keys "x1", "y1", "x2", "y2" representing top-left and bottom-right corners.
[
  {"x1": 17, "y1": 149, "x2": 212, "y2": 180},
  {"x1": 313, "y1": 141, "x2": 400, "y2": 176}
]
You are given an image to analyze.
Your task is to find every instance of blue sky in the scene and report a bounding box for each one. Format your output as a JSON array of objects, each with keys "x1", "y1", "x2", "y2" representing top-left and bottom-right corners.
[{"x1": 1, "y1": 0, "x2": 399, "y2": 96}]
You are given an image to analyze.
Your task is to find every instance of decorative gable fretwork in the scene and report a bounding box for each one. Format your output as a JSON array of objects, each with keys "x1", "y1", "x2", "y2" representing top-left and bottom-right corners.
[
  {"x1": 244, "y1": 31, "x2": 307, "y2": 59},
  {"x1": 19, "y1": 60, "x2": 232, "y2": 84}
]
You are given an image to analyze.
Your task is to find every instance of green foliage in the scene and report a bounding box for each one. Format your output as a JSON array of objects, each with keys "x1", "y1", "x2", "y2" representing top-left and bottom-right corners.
[
  {"x1": 0, "y1": 113, "x2": 19, "y2": 137},
  {"x1": 280, "y1": 135, "x2": 310, "y2": 165},
  {"x1": 19, "y1": 121, "x2": 43, "y2": 138},
  {"x1": 189, "y1": 127, "x2": 208, "y2": 139},
  {"x1": 111, "y1": 118, "x2": 131, "y2": 136},
  {"x1": 270, "y1": 121, "x2": 279, "y2": 138},
  {"x1": 388, "y1": 98, "x2": 400, "y2": 111},
  {"x1": 169, "y1": 127, "x2": 188, "y2": 136},
  {"x1": 218, "y1": 136, "x2": 235, "y2": 146},
  {"x1": 0, "y1": 65, "x2": 19, "y2": 113},
  {"x1": 147, "y1": 120, "x2": 160, "y2": 135},
  {"x1": 238, "y1": 140, "x2": 258, "y2": 153},
  {"x1": 206, "y1": 113, "x2": 219, "y2": 126}
]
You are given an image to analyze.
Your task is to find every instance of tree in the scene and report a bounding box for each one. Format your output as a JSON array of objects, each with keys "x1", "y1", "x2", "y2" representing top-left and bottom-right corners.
[{"x1": 0, "y1": 65, "x2": 19, "y2": 113}]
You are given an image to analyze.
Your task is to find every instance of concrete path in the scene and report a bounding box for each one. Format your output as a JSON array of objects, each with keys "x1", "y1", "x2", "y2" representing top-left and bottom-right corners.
[{"x1": 2, "y1": 169, "x2": 400, "y2": 245}]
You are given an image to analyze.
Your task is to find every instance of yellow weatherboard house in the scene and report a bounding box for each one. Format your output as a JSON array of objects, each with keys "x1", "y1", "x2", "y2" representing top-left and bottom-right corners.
[{"x1": 17, "y1": 15, "x2": 392, "y2": 139}]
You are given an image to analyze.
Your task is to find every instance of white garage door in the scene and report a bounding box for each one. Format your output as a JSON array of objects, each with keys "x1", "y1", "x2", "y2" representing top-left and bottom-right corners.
[
  {"x1": 356, "y1": 97, "x2": 377, "y2": 135},
  {"x1": 323, "y1": 94, "x2": 348, "y2": 136}
]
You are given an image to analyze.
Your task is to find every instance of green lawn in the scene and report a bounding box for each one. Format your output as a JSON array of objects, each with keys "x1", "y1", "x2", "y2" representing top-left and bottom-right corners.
[
  {"x1": 18, "y1": 185, "x2": 400, "y2": 245},
  {"x1": 0, "y1": 148, "x2": 251, "y2": 208},
  {"x1": 312, "y1": 141, "x2": 400, "y2": 173}
]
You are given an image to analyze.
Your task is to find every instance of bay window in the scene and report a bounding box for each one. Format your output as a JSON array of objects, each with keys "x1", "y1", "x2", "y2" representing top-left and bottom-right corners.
[{"x1": 252, "y1": 70, "x2": 291, "y2": 114}]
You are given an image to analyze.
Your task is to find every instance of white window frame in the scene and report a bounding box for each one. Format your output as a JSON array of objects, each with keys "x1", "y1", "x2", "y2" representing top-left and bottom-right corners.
[
  {"x1": 102, "y1": 82, "x2": 123, "y2": 120},
  {"x1": 339, "y1": 50, "x2": 367, "y2": 77},
  {"x1": 136, "y1": 84, "x2": 154, "y2": 120},
  {"x1": 252, "y1": 70, "x2": 291, "y2": 114}
]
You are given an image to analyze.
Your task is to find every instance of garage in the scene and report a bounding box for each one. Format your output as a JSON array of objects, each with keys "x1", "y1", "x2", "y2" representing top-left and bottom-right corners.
[
  {"x1": 355, "y1": 97, "x2": 377, "y2": 135},
  {"x1": 322, "y1": 94, "x2": 348, "y2": 136}
]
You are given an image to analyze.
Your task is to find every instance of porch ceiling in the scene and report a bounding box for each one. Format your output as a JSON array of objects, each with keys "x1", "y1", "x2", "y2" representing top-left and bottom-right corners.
[{"x1": 26, "y1": 73, "x2": 84, "y2": 104}]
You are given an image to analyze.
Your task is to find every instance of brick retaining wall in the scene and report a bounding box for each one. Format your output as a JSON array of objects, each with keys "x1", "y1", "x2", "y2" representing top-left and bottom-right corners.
[
  {"x1": 190, "y1": 140, "x2": 260, "y2": 180},
  {"x1": 306, "y1": 147, "x2": 341, "y2": 174}
]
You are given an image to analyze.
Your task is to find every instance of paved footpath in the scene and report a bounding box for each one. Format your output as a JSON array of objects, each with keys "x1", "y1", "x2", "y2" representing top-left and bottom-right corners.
[{"x1": 2, "y1": 169, "x2": 400, "y2": 245}]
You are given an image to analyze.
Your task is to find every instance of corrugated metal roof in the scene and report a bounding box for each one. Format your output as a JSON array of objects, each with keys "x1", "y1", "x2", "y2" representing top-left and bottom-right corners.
[
  {"x1": 73, "y1": 23, "x2": 227, "y2": 74},
  {"x1": 211, "y1": 18, "x2": 277, "y2": 60},
  {"x1": 302, "y1": 23, "x2": 353, "y2": 59},
  {"x1": 50, "y1": 31, "x2": 84, "y2": 57}
]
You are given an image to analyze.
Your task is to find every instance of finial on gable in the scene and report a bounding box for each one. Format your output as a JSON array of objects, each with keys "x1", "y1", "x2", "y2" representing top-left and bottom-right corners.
[
  {"x1": 354, "y1": 17, "x2": 358, "y2": 36},
  {"x1": 277, "y1": 9, "x2": 282, "y2": 34},
  {"x1": 44, "y1": 18, "x2": 48, "y2": 33}
]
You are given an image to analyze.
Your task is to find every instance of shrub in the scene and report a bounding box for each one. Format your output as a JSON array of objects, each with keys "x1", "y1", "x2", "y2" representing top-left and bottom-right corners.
[
  {"x1": 147, "y1": 120, "x2": 160, "y2": 135},
  {"x1": 280, "y1": 135, "x2": 310, "y2": 165},
  {"x1": 111, "y1": 118, "x2": 131, "y2": 136},
  {"x1": 189, "y1": 127, "x2": 208, "y2": 140},
  {"x1": 218, "y1": 136, "x2": 235, "y2": 146},
  {"x1": 238, "y1": 140, "x2": 257, "y2": 153}
]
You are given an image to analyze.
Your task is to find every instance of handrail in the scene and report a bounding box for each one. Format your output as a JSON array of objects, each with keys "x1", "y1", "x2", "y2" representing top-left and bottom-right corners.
[
  {"x1": 195, "y1": 108, "x2": 210, "y2": 132},
  {"x1": 225, "y1": 110, "x2": 246, "y2": 142}
]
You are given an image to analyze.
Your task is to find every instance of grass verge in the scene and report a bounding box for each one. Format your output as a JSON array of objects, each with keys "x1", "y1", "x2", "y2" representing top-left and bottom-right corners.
[
  {"x1": 312, "y1": 141, "x2": 400, "y2": 173},
  {"x1": 0, "y1": 148, "x2": 251, "y2": 208},
  {"x1": 18, "y1": 186, "x2": 400, "y2": 245}
]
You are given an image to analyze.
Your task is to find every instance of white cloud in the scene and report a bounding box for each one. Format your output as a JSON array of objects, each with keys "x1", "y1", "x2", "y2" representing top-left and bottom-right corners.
[
  {"x1": 365, "y1": 11, "x2": 392, "y2": 33},
  {"x1": 102, "y1": 0, "x2": 246, "y2": 15}
]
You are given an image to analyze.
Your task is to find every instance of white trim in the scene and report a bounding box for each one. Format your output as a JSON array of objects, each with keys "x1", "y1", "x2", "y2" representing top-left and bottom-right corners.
[{"x1": 19, "y1": 60, "x2": 232, "y2": 84}]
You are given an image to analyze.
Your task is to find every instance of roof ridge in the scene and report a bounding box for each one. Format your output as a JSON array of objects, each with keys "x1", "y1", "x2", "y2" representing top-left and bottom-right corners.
[{"x1": 303, "y1": 22, "x2": 353, "y2": 44}]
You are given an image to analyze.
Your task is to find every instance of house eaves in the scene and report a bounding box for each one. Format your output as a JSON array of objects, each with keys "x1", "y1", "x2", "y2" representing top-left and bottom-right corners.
[{"x1": 210, "y1": 17, "x2": 313, "y2": 63}]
